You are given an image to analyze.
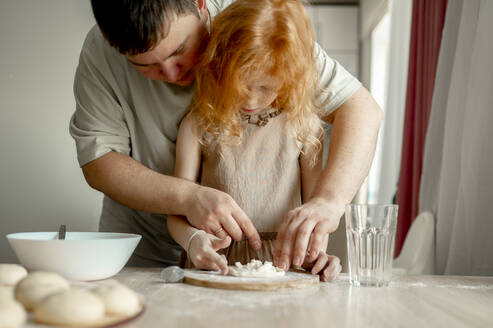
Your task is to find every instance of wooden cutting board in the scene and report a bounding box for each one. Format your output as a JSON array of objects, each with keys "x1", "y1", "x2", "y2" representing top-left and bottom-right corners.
[{"x1": 183, "y1": 269, "x2": 319, "y2": 291}]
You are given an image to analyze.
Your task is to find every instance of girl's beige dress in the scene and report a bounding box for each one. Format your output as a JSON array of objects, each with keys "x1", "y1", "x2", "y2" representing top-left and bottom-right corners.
[{"x1": 184, "y1": 110, "x2": 321, "y2": 267}]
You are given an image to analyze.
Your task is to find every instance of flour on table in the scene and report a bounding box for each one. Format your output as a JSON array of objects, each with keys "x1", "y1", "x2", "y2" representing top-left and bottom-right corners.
[{"x1": 229, "y1": 260, "x2": 285, "y2": 278}]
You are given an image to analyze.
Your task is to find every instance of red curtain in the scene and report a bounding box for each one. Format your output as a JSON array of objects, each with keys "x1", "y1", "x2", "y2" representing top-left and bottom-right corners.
[{"x1": 395, "y1": 0, "x2": 448, "y2": 256}]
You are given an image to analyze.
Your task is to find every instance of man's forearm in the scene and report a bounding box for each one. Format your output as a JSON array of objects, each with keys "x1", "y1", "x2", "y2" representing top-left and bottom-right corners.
[
  {"x1": 82, "y1": 151, "x2": 197, "y2": 215},
  {"x1": 313, "y1": 87, "x2": 382, "y2": 211}
]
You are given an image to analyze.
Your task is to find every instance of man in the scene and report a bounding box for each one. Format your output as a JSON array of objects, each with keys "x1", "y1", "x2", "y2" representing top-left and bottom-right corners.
[{"x1": 70, "y1": 0, "x2": 382, "y2": 269}]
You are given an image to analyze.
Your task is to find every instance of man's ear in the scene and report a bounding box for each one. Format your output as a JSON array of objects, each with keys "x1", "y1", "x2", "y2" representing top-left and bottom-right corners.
[{"x1": 197, "y1": 0, "x2": 207, "y2": 17}]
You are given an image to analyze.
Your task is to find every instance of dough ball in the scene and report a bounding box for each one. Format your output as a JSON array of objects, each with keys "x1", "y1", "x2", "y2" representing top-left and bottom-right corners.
[
  {"x1": 15, "y1": 271, "x2": 70, "y2": 310},
  {"x1": 0, "y1": 264, "x2": 27, "y2": 286},
  {"x1": 161, "y1": 266, "x2": 184, "y2": 283},
  {"x1": 34, "y1": 288, "x2": 105, "y2": 325},
  {"x1": 0, "y1": 299, "x2": 27, "y2": 328},
  {"x1": 0, "y1": 286, "x2": 14, "y2": 301},
  {"x1": 92, "y1": 281, "x2": 141, "y2": 316}
]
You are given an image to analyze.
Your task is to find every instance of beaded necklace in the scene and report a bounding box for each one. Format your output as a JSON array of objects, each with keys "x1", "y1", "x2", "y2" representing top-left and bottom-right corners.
[{"x1": 239, "y1": 109, "x2": 282, "y2": 127}]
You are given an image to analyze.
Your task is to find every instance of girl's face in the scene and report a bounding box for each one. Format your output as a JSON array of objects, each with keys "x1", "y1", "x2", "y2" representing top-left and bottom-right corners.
[{"x1": 240, "y1": 75, "x2": 282, "y2": 115}]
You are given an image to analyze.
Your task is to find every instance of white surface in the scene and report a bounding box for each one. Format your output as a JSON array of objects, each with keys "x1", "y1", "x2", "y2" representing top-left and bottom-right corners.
[
  {"x1": 393, "y1": 212, "x2": 435, "y2": 274},
  {"x1": 24, "y1": 267, "x2": 493, "y2": 328},
  {"x1": 420, "y1": 0, "x2": 493, "y2": 275},
  {"x1": 0, "y1": 1, "x2": 101, "y2": 264},
  {"x1": 6, "y1": 232, "x2": 141, "y2": 281}
]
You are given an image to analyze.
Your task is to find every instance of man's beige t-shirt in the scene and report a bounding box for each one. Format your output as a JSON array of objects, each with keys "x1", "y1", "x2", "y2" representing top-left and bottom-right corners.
[{"x1": 69, "y1": 0, "x2": 362, "y2": 266}]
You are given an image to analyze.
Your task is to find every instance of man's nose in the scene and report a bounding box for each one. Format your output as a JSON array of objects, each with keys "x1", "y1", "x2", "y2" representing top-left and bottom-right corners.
[{"x1": 159, "y1": 61, "x2": 181, "y2": 82}]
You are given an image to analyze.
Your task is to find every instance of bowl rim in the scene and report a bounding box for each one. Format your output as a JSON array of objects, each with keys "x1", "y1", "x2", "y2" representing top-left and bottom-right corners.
[{"x1": 6, "y1": 231, "x2": 142, "y2": 241}]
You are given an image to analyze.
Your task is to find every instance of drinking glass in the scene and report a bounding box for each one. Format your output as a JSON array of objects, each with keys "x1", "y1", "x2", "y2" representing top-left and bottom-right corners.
[{"x1": 345, "y1": 204, "x2": 398, "y2": 287}]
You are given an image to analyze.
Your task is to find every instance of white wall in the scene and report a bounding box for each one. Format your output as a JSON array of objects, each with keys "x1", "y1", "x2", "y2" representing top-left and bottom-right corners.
[
  {"x1": 360, "y1": 0, "x2": 389, "y2": 38},
  {"x1": 306, "y1": 5, "x2": 359, "y2": 77},
  {"x1": 0, "y1": 1, "x2": 101, "y2": 262}
]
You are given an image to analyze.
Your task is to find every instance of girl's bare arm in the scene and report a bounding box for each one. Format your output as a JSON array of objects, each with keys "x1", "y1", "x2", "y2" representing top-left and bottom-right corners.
[{"x1": 167, "y1": 114, "x2": 202, "y2": 250}]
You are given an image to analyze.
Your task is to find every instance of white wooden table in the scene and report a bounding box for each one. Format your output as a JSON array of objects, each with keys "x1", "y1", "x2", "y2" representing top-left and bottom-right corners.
[{"x1": 108, "y1": 267, "x2": 493, "y2": 328}]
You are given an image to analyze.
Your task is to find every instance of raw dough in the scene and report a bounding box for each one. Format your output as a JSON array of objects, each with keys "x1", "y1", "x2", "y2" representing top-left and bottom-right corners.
[
  {"x1": 92, "y1": 280, "x2": 141, "y2": 316},
  {"x1": 161, "y1": 266, "x2": 184, "y2": 283},
  {"x1": 34, "y1": 288, "x2": 105, "y2": 325},
  {"x1": 0, "y1": 299, "x2": 27, "y2": 328},
  {"x1": 229, "y1": 259, "x2": 285, "y2": 277},
  {"x1": 0, "y1": 264, "x2": 27, "y2": 286},
  {"x1": 0, "y1": 286, "x2": 14, "y2": 301},
  {"x1": 14, "y1": 271, "x2": 70, "y2": 310}
]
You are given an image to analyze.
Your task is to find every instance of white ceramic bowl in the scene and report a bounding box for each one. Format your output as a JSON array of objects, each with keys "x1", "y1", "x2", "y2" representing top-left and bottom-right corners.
[{"x1": 6, "y1": 232, "x2": 141, "y2": 281}]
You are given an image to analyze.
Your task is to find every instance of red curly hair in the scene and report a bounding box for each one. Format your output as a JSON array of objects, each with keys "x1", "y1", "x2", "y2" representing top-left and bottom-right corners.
[{"x1": 192, "y1": 0, "x2": 321, "y2": 151}]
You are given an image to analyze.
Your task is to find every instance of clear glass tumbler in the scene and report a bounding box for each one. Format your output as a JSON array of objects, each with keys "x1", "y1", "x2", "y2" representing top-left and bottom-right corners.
[{"x1": 345, "y1": 204, "x2": 398, "y2": 287}]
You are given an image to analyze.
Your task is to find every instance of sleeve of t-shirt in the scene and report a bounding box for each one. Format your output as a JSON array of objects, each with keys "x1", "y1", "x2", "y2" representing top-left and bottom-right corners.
[
  {"x1": 314, "y1": 42, "x2": 362, "y2": 117},
  {"x1": 69, "y1": 31, "x2": 131, "y2": 168},
  {"x1": 208, "y1": 0, "x2": 232, "y2": 18}
]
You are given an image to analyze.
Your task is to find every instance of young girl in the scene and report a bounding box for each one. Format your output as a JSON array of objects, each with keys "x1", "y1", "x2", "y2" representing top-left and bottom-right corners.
[{"x1": 168, "y1": 0, "x2": 341, "y2": 281}]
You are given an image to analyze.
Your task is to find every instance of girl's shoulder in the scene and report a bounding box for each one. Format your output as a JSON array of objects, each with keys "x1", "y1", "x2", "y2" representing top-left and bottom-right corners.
[
  {"x1": 180, "y1": 112, "x2": 202, "y2": 132},
  {"x1": 178, "y1": 112, "x2": 206, "y2": 144}
]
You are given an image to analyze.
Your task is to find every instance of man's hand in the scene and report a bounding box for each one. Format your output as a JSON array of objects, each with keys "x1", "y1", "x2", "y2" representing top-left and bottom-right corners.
[
  {"x1": 272, "y1": 87, "x2": 382, "y2": 273},
  {"x1": 185, "y1": 185, "x2": 262, "y2": 250},
  {"x1": 302, "y1": 252, "x2": 342, "y2": 282},
  {"x1": 188, "y1": 231, "x2": 232, "y2": 274},
  {"x1": 273, "y1": 197, "x2": 343, "y2": 271}
]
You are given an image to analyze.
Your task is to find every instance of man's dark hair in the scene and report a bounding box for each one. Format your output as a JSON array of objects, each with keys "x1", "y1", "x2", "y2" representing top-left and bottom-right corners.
[{"x1": 91, "y1": 0, "x2": 199, "y2": 55}]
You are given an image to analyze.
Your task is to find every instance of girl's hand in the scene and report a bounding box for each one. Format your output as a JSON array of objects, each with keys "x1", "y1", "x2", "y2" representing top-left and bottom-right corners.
[
  {"x1": 302, "y1": 252, "x2": 341, "y2": 282},
  {"x1": 188, "y1": 230, "x2": 232, "y2": 274}
]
